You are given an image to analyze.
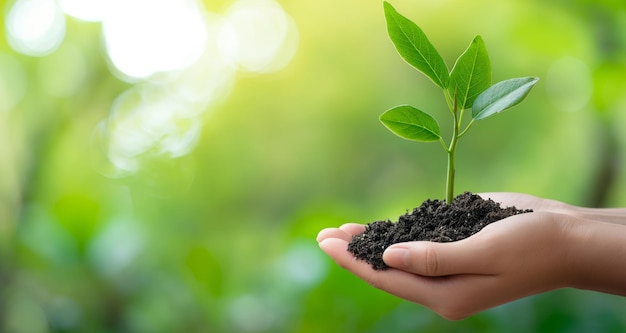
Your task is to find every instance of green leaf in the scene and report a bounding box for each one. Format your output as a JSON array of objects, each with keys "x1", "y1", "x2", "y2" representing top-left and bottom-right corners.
[
  {"x1": 472, "y1": 77, "x2": 539, "y2": 120},
  {"x1": 380, "y1": 105, "x2": 441, "y2": 142},
  {"x1": 450, "y1": 36, "x2": 491, "y2": 109},
  {"x1": 383, "y1": 2, "x2": 449, "y2": 88}
]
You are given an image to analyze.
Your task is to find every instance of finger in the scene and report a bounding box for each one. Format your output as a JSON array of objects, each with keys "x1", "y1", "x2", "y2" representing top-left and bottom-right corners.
[
  {"x1": 339, "y1": 223, "x2": 366, "y2": 235},
  {"x1": 318, "y1": 237, "x2": 523, "y2": 319},
  {"x1": 383, "y1": 239, "x2": 497, "y2": 276},
  {"x1": 316, "y1": 228, "x2": 352, "y2": 243},
  {"x1": 319, "y1": 237, "x2": 432, "y2": 292},
  {"x1": 316, "y1": 224, "x2": 366, "y2": 243},
  {"x1": 318, "y1": 237, "x2": 493, "y2": 316},
  {"x1": 321, "y1": 235, "x2": 542, "y2": 320}
]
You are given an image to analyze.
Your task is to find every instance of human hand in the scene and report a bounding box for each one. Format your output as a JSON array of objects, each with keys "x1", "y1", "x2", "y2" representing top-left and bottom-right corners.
[
  {"x1": 481, "y1": 192, "x2": 626, "y2": 225},
  {"x1": 317, "y1": 193, "x2": 626, "y2": 320}
]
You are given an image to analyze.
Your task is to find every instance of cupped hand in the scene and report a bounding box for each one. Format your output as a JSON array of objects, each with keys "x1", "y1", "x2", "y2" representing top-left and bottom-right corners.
[
  {"x1": 318, "y1": 213, "x2": 579, "y2": 319},
  {"x1": 316, "y1": 193, "x2": 590, "y2": 320}
]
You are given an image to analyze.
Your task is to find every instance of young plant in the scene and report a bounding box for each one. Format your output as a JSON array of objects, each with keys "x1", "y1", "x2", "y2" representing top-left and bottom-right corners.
[{"x1": 380, "y1": 2, "x2": 538, "y2": 203}]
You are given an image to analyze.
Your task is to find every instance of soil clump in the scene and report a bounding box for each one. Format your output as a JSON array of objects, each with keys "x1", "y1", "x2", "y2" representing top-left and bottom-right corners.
[{"x1": 347, "y1": 192, "x2": 532, "y2": 270}]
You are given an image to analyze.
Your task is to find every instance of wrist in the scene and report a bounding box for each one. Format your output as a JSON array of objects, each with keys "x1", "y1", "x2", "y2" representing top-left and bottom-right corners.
[
  {"x1": 571, "y1": 206, "x2": 626, "y2": 225},
  {"x1": 565, "y1": 217, "x2": 626, "y2": 295}
]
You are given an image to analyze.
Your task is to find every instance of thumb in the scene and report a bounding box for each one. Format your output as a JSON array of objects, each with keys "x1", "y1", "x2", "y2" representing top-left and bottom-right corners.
[{"x1": 383, "y1": 241, "x2": 494, "y2": 276}]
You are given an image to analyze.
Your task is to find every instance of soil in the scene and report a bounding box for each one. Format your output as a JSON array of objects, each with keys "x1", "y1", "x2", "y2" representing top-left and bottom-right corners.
[{"x1": 347, "y1": 192, "x2": 532, "y2": 270}]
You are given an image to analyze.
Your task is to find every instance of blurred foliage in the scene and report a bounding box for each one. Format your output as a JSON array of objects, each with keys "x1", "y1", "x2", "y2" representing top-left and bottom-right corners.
[{"x1": 0, "y1": 0, "x2": 625, "y2": 332}]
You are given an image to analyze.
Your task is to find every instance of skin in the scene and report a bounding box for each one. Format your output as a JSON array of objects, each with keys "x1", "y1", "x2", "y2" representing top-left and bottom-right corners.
[{"x1": 316, "y1": 192, "x2": 626, "y2": 320}]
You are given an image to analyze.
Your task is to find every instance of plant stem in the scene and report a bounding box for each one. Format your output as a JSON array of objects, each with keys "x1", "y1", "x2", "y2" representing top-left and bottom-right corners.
[
  {"x1": 445, "y1": 149, "x2": 455, "y2": 203},
  {"x1": 458, "y1": 119, "x2": 475, "y2": 138},
  {"x1": 445, "y1": 93, "x2": 461, "y2": 204},
  {"x1": 446, "y1": 127, "x2": 459, "y2": 204}
]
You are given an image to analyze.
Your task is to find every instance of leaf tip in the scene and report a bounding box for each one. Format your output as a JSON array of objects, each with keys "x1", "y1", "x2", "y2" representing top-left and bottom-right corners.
[{"x1": 383, "y1": 1, "x2": 394, "y2": 12}]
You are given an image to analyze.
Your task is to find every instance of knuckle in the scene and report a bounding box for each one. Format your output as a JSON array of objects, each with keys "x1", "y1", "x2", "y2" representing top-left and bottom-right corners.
[{"x1": 421, "y1": 245, "x2": 439, "y2": 276}]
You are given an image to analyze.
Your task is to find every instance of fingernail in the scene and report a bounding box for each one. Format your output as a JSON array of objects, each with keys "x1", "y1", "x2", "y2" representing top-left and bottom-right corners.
[{"x1": 383, "y1": 247, "x2": 409, "y2": 268}]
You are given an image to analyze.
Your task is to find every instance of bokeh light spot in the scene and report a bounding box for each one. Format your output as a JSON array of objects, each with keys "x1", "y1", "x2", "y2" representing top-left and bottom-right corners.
[
  {"x1": 164, "y1": 13, "x2": 237, "y2": 113},
  {"x1": 102, "y1": 0, "x2": 208, "y2": 80},
  {"x1": 217, "y1": 0, "x2": 299, "y2": 73},
  {"x1": 227, "y1": 294, "x2": 277, "y2": 332},
  {"x1": 58, "y1": 0, "x2": 107, "y2": 22},
  {"x1": 5, "y1": 0, "x2": 66, "y2": 56},
  {"x1": 93, "y1": 84, "x2": 203, "y2": 176},
  {"x1": 88, "y1": 217, "x2": 145, "y2": 278},
  {"x1": 279, "y1": 240, "x2": 328, "y2": 288}
]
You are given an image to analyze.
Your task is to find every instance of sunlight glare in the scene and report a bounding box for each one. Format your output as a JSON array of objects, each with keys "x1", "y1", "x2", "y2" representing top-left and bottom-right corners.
[
  {"x1": 93, "y1": 14, "x2": 236, "y2": 177},
  {"x1": 102, "y1": 0, "x2": 208, "y2": 80},
  {"x1": 167, "y1": 14, "x2": 236, "y2": 113},
  {"x1": 58, "y1": 0, "x2": 107, "y2": 22},
  {"x1": 5, "y1": 0, "x2": 66, "y2": 56},
  {"x1": 93, "y1": 0, "x2": 299, "y2": 177}
]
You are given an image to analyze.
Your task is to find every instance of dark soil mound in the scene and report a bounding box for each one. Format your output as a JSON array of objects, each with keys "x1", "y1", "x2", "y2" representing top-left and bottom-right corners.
[{"x1": 347, "y1": 192, "x2": 532, "y2": 270}]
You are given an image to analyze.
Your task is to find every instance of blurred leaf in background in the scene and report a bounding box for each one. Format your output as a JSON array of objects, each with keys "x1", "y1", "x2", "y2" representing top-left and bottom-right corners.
[{"x1": 0, "y1": 0, "x2": 625, "y2": 332}]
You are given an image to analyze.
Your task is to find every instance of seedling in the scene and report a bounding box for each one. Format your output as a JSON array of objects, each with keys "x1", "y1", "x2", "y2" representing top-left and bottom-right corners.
[{"x1": 380, "y1": 2, "x2": 538, "y2": 203}]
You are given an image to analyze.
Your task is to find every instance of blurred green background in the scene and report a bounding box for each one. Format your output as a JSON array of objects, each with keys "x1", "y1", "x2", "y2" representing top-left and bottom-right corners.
[{"x1": 1, "y1": 0, "x2": 626, "y2": 332}]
